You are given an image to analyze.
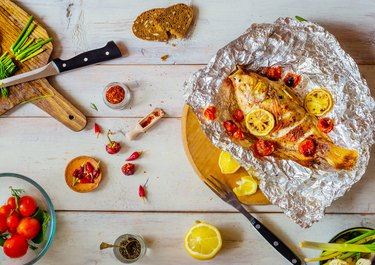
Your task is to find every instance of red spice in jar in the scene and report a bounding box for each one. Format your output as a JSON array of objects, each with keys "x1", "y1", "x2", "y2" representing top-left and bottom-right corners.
[{"x1": 106, "y1": 85, "x2": 125, "y2": 104}]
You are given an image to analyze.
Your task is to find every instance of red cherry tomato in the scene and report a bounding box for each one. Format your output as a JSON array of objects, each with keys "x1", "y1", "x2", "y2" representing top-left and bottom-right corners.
[
  {"x1": 298, "y1": 139, "x2": 316, "y2": 157},
  {"x1": 232, "y1": 109, "x2": 244, "y2": 122},
  {"x1": 18, "y1": 196, "x2": 37, "y2": 217},
  {"x1": 318, "y1": 117, "x2": 334, "y2": 133},
  {"x1": 6, "y1": 214, "x2": 19, "y2": 229},
  {"x1": 223, "y1": 120, "x2": 238, "y2": 134},
  {"x1": 7, "y1": 197, "x2": 16, "y2": 209},
  {"x1": 203, "y1": 106, "x2": 216, "y2": 121},
  {"x1": 17, "y1": 217, "x2": 41, "y2": 240},
  {"x1": 3, "y1": 234, "x2": 28, "y2": 258},
  {"x1": 254, "y1": 140, "x2": 275, "y2": 156},
  {"x1": 233, "y1": 128, "x2": 245, "y2": 140},
  {"x1": 0, "y1": 204, "x2": 12, "y2": 217},
  {"x1": 0, "y1": 216, "x2": 8, "y2": 233}
]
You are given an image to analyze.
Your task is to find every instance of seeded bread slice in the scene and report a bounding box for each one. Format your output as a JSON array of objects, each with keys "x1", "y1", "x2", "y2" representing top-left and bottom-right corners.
[
  {"x1": 155, "y1": 3, "x2": 193, "y2": 39},
  {"x1": 132, "y1": 8, "x2": 169, "y2": 41}
]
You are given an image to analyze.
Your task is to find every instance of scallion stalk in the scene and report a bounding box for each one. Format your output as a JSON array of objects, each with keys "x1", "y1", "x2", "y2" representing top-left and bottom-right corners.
[
  {"x1": 300, "y1": 241, "x2": 375, "y2": 253},
  {"x1": 10, "y1": 15, "x2": 34, "y2": 53}
]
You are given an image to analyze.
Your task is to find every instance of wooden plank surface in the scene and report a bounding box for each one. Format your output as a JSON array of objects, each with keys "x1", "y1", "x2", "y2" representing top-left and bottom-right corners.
[
  {"x1": 11, "y1": 0, "x2": 375, "y2": 65},
  {"x1": 0, "y1": 117, "x2": 374, "y2": 214},
  {"x1": 1, "y1": 64, "x2": 374, "y2": 118},
  {"x1": 41, "y1": 212, "x2": 375, "y2": 265}
]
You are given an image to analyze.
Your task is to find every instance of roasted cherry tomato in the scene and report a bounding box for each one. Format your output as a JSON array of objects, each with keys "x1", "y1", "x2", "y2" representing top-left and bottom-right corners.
[
  {"x1": 263, "y1": 66, "x2": 282, "y2": 80},
  {"x1": 254, "y1": 139, "x2": 275, "y2": 156},
  {"x1": 7, "y1": 197, "x2": 16, "y2": 209},
  {"x1": 298, "y1": 139, "x2": 316, "y2": 157},
  {"x1": 0, "y1": 204, "x2": 12, "y2": 217},
  {"x1": 233, "y1": 128, "x2": 245, "y2": 140},
  {"x1": 203, "y1": 106, "x2": 217, "y2": 121},
  {"x1": 318, "y1": 117, "x2": 334, "y2": 133},
  {"x1": 17, "y1": 217, "x2": 41, "y2": 240},
  {"x1": 18, "y1": 196, "x2": 37, "y2": 217},
  {"x1": 232, "y1": 109, "x2": 244, "y2": 122},
  {"x1": 6, "y1": 214, "x2": 19, "y2": 229},
  {"x1": 283, "y1": 73, "x2": 302, "y2": 88},
  {"x1": 223, "y1": 120, "x2": 238, "y2": 134},
  {"x1": 3, "y1": 234, "x2": 28, "y2": 258},
  {"x1": 0, "y1": 215, "x2": 8, "y2": 233}
]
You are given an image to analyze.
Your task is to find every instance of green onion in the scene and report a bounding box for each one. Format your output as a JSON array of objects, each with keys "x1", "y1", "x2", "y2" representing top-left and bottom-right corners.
[
  {"x1": 0, "y1": 52, "x2": 18, "y2": 97},
  {"x1": 20, "y1": 94, "x2": 53, "y2": 104},
  {"x1": 300, "y1": 241, "x2": 375, "y2": 253},
  {"x1": 11, "y1": 16, "x2": 53, "y2": 62}
]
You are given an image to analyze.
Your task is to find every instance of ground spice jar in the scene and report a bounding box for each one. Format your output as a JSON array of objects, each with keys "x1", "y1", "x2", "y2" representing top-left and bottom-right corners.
[
  {"x1": 103, "y1": 82, "x2": 131, "y2": 110},
  {"x1": 113, "y1": 234, "x2": 146, "y2": 263}
]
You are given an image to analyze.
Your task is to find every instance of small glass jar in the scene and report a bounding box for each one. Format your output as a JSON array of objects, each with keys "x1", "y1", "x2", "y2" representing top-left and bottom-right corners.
[
  {"x1": 113, "y1": 234, "x2": 146, "y2": 263},
  {"x1": 102, "y1": 82, "x2": 131, "y2": 110}
]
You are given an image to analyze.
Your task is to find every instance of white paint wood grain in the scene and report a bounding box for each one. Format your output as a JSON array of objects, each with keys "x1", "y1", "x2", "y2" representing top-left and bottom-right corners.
[
  {"x1": 0, "y1": 117, "x2": 374, "y2": 214},
  {"x1": 12, "y1": 0, "x2": 375, "y2": 65},
  {"x1": 39, "y1": 212, "x2": 375, "y2": 265},
  {"x1": 1, "y1": 65, "x2": 374, "y2": 118}
]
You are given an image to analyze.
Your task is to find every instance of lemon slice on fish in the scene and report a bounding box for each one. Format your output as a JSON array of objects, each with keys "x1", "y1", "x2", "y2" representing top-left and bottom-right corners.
[
  {"x1": 232, "y1": 176, "x2": 258, "y2": 197},
  {"x1": 218, "y1": 151, "x2": 241, "y2": 174},
  {"x1": 245, "y1": 108, "x2": 275, "y2": 136},
  {"x1": 304, "y1": 89, "x2": 333, "y2": 116}
]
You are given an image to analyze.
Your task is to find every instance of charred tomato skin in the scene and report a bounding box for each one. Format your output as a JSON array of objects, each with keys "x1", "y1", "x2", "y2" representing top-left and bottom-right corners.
[
  {"x1": 318, "y1": 117, "x2": 334, "y2": 133},
  {"x1": 298, "y1": 139, "x2": 316, "y2": 157},
  {"x1": 203, "y1": 106, "x2": 217, "y2": 121},
  {"x1": 233, "y1": 109, "x2": 244, "y2": 122},
  {"x1": 254, "y1": 140, "x2": 275, "y2": 156},
  {"x1": 223, "y1": 120, "x2": 238, "y2": 135}
]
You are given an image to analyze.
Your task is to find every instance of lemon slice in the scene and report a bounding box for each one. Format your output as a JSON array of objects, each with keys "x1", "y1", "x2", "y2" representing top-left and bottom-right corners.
[
  {"x1": 184, "y1": 221, "x2": 222, "y2": 260},
  {"x1": 232, "y1": 176, "x2": 258, "y2": 197},
  {"x1": 304, "y1": 89, "x2": 333, "y2": 116},
  {"x1": 245, "y1": 108, "x2": 275, "y2": 136},
  {"x1": 218, "y1": 151, "x2": 241, "y2": 174}
]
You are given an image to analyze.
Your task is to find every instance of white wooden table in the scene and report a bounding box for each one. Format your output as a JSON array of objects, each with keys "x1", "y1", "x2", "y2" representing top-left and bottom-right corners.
[{"x1": 1, "y1": 0, "x2": 375, "y2": 264}]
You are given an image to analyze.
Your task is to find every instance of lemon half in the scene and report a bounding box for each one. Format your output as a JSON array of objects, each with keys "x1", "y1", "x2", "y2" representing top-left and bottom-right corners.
[
  {"x1": 304, "y1": 88, "x2": 333, "y2": 116},
  {"x1": 218, "y1": 151, "x2": 241, "y2": 174},
  {"x1": 184, "y1": 221, "x2": 222, "y2": 260}
]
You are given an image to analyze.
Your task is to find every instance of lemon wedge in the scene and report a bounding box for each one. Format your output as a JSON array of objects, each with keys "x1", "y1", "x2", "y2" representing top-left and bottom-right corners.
[
  {"x1": 184, "y1": 221, "x2": 222, "y2": 260},
  {"x1": 304, "y1": 88, "x2": 333, "y2": 116},
  {"x1": 245, "y1": 108, "x2": 275, "y2": 136},
  {"x1": 218, "y1": 151, "x2": 241, "y2": 174},
  {"x1": 232, "y1": 176, "x2": 258, "y2": 197}
]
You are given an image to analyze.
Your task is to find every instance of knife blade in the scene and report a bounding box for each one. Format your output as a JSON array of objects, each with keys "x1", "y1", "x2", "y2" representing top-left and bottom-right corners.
[{"x1": 0, "y1": 41, "x2": 122, "y2": 88}]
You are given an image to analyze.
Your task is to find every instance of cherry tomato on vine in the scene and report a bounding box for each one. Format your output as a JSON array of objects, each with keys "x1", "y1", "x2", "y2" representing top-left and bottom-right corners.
[
  {"x1": 17, "y1": 217, "x2": 41, "y2": 240},
  {"x1": 7, "y1": 197, "x2": 16, "y2": 209},
  {"x1": 0, "y1": 204, "x2": 12, "y2": 217},
  {"x1": 3, "y1": 234, "x2": 28, "y2": 258},
  {"x1": 0, "y1": 215, "x2": 8, "y2": 233},
  {"x1": 18, "y1": 196, "x2": 37, "y2": 217},
  {"x1": 6, "y1": 214, "x2": 19, "y2": 229}
]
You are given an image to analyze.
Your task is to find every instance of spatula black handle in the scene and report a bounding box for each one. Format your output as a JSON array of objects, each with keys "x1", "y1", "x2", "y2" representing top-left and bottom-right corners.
[{"x1": 53, "y1": 41, "x2": 122, "y2": 73}]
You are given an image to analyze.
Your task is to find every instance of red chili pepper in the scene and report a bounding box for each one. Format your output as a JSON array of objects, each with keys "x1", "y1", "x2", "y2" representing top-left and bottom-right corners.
[
  {"x1": 106, "y1": 130, "x2": 121, "y2": 154},
  {"x1": 126, "y1": 151, "x2": 143, "y2": 161},
  {"x1": 138, "y1": 179, "x2": 149, "y2": 200},
  {"x1": 122, "y1": 163, "x2": 135, "y2": 175},
  {"x1": 94, "y1": 123, "x2": 101, "y2": 138}
]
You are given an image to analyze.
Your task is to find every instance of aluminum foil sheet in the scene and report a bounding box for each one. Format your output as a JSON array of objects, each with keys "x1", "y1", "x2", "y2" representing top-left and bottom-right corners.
[{"x1": 184, "y1": 17, "x2": 375, "y2": 228}]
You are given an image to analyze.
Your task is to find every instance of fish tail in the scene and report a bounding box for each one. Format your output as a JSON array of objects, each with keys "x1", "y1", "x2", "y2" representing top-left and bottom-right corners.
[{"x1": 324, "y1": 144, "x2": 358, "y2": 170}]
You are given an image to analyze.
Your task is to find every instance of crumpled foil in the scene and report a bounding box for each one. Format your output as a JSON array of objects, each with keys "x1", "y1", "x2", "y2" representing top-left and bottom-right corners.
[{"x1": 184, "y1": 17, "x2": 375, "y2": 228}]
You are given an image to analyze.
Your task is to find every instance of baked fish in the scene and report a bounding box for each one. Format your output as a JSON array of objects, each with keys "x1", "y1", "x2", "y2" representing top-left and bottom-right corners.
[{"x1": 228, "y1": 68, "x2": 358, "y2": 170}]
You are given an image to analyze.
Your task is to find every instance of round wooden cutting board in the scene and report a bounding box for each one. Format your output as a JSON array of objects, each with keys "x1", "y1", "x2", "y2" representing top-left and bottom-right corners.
[{"x1": 181, "y1": 104, "x2": 270, "y2": 205}]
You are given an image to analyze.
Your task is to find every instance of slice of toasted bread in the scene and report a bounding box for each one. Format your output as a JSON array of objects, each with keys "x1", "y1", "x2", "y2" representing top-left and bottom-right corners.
[
  {"x1": 155, "y1": 3, "x2": 193, "y2": 39},
  {"x1": 132, "y1": 8, "x2": 169, "y2": 41}
]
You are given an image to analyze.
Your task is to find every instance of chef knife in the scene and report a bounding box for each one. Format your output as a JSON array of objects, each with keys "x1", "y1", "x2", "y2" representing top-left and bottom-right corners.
[{"x1": 0, "y1": 41, "x2": 122, "y2": 87}]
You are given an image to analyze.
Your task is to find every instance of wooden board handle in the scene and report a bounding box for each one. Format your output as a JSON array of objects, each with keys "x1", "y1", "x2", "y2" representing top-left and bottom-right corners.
[{"x1": 32, "y1": 80, "x2": 87, "y2": 131}]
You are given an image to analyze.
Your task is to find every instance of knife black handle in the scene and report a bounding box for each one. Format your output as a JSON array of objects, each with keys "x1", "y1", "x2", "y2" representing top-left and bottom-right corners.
[
  {"x1": 52, "y1": 41, "x2": 122, "y2": 73},
  {"x1": 250, "y1": 216, "x2": 303, "y2": 265}
]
